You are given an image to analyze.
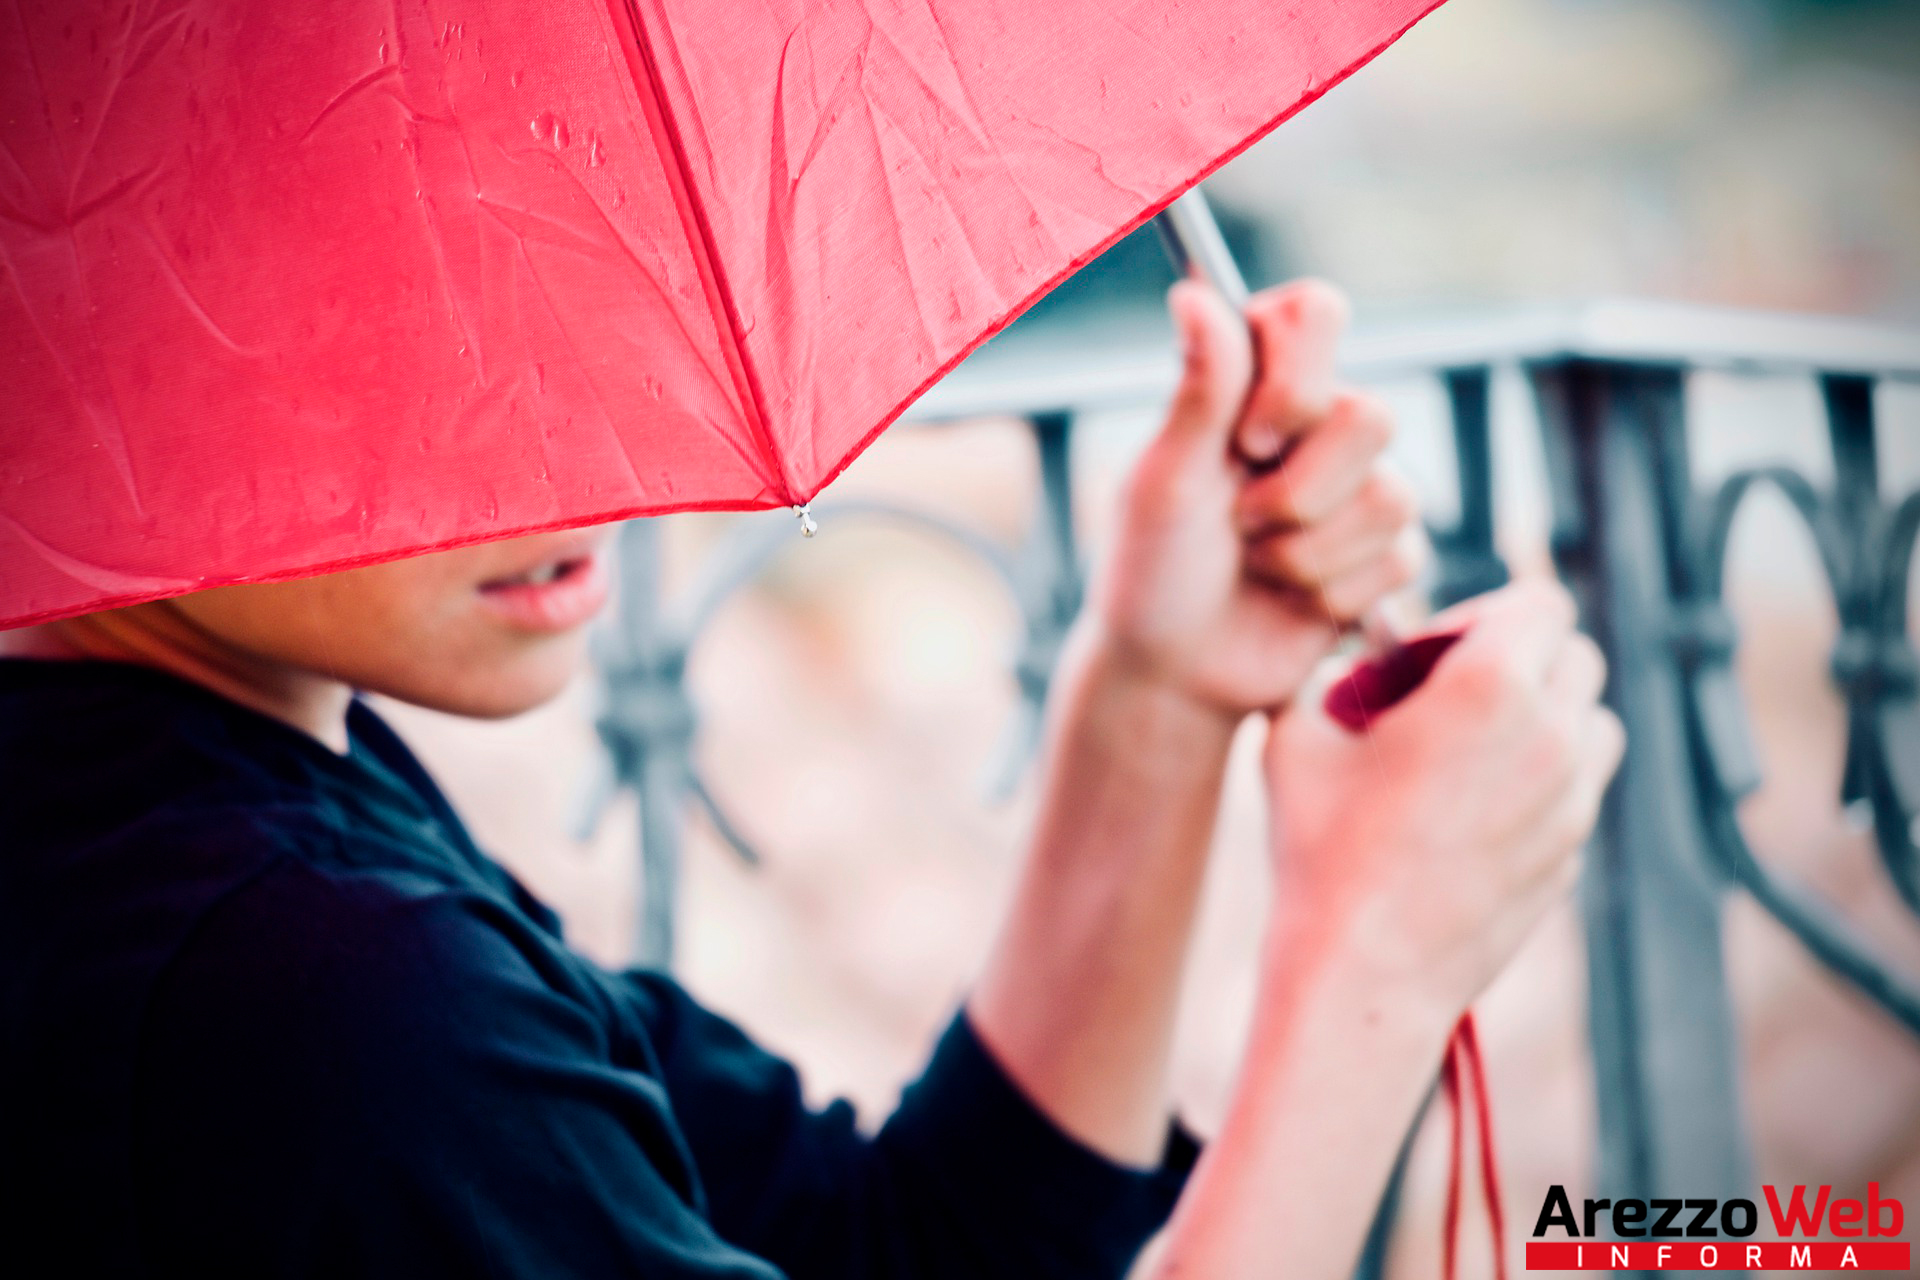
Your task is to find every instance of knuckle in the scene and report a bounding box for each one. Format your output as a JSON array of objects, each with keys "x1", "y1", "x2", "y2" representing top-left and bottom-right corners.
[
  {"x1": 1367, "y1": 549, "x2": 1417, "y2": 601},
  {"x1": 1335, "y1": 391, "x2": 1394, "y2": 451},
  {"x1": 1596, "y1": 708, "x2": 1628, "y2": 766},
  {"x1": 1539, "y1": 578, "x2": 1579, "y2": 626},
  {"x1": 1322, "y1": 593, "x2": 1360, "y2": 625},
  {"x1": 1260, "y1": 533, "x2": 1310, "y2": 581},
  {"x1": 1570, "y1": 631, "x2": 1606, "y2": 678},
  {"x1": 1386, "y1": 530, "x2": 1428, "y2": 586},
  {"x1": 1324, "y1": 581, "x2": 1369, "y2": 623},
  {"x1": 1505, "y1": 575, "x2": 1572, "y2": 621},
  {"x1": 1268, "y1": 477, "x2": 1308, "y2": 527},
  {"x1": 1536, "y1": 718, "x2": 1582, "y2": 778},
  {"x1": 1292, "y1": 278, "x2": 1352, "y2": 331},
  {"x1": 1358, "y1": 393, "x2": 1396, "y2": 448},
  {"x1": 1555, "y1": 800, "x2": 1600, "y2": 851},
  {"x1": 1368, "y1": 469, "x2": 1420, "y2": 526},
  {"x1": 1453, "y1": 652, "x2": 1517, "y2": 709}
]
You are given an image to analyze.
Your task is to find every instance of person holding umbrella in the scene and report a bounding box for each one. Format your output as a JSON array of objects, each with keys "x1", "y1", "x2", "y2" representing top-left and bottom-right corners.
[{"x1": 0, "y1": 273, "x2": 1622, "y2": 1278}]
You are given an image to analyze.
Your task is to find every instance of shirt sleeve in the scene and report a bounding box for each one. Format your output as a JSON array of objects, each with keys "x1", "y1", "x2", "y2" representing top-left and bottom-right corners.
[
  {"x1": 134, "y1": 855, "x2": 1196, "y2": 1280},
  {"x1": 625, "y1": 969, "x2": 1200, "y2": 1280},
  {"x1": 134, "y1": 859, "x2": 787, "y2": 1280}
]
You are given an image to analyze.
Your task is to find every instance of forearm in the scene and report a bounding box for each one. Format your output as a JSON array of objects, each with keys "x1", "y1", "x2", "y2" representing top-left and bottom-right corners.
[
  {"x1": 967, "y1": 621, "x2": 1239, "y2": 1166},
  {"x1": 1146, "y1": 914, "x2": 1457, "y2": 1279}
]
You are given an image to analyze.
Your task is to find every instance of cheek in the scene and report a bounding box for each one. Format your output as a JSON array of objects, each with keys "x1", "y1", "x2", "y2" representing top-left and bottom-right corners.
[
  {"x1": 168, "y1": 560, "x2": 592, "y2": 718},
  {"x1": 368, "y1": 585, "x2": 592, "y2": 716},
  {"x1": 306, "y1": 575, "x2": 473, "y2": 678}
]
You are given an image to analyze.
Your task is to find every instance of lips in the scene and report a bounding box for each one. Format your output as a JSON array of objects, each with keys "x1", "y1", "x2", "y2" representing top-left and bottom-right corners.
[{"x1": 476, "y1": 546, "x2": 610, "y2": 633}]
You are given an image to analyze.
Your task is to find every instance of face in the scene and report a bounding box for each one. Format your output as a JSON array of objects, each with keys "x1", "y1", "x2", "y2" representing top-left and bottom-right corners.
[{"x1": 159, "y1": 526, "x2": 619, "y2": 718}]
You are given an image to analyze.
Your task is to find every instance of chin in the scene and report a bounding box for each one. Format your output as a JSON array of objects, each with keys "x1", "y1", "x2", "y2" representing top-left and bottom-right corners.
[
  {"x1": 447, "y1": 680, "x2": 572, "y2": 720},
  {"x1": 378, "y1": 638, "x2": 588, "y2": 720}
]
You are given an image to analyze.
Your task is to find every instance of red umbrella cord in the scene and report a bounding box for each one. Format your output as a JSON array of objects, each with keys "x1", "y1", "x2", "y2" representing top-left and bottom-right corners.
[{"x1": 1441, "y1": 1013, "x2": 1507, "y2": 1280}]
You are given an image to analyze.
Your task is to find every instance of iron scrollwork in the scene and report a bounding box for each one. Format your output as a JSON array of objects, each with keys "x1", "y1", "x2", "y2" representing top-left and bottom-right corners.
[{"x1": 1675, "y1": 375, "x2": 1920, "y2": 1034}]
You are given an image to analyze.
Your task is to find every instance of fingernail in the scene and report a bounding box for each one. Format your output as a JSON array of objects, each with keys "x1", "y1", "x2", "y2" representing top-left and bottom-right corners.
[{"x1": 1242, "y1": 422, "x2": 1281, "y2": 462}]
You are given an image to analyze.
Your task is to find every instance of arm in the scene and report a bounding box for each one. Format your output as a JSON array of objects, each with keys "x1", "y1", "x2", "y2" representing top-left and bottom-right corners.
[
  {"x1": 965, "y1": 278, "x2": 1624, "y2": 1277},
  {"x1": 967, "y1": 633, "x2": 1238, "y2": 1164},
  {"x1": 1149, "y1": 583, "x2": 1625, "y2": 1277},
  {"x1": 970, "y1": 278, "x2": 1426, "y2": 1165},
  {"x1": 1152, "y1": 926, "x2": 1457, "y2": 1278}
]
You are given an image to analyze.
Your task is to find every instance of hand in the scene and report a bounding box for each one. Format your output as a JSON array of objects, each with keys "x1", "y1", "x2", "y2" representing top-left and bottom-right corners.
[
  {"x1": 1087, "y1": 278, "x2": 1427, "y2": 720},
  {"x1": 1262, "y1": 579, "x2": 1626, "y2": 1015}
]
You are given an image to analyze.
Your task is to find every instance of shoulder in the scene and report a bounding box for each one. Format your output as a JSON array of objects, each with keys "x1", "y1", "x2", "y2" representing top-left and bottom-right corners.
[
  {"x1": 133, "y1": 858, "x2": 625, "y2": 1188},
  {"x1": 143, "y1": 856, "x2": 601, "y2": 1075},
  {"x1": 128, "y1": 866, "x2": 758, "y2": 1276}
]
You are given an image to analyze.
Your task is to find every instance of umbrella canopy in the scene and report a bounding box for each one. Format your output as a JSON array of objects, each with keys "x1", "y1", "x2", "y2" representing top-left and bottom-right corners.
[{"x1": 1, "y1": 0, "x2": 1443, "y2": 627}]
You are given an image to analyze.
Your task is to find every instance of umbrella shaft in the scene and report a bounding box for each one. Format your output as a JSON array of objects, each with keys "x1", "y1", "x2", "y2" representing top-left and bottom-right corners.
[{"x1": 1154, "y1": 188, "x2": 1250, "y2": 311}]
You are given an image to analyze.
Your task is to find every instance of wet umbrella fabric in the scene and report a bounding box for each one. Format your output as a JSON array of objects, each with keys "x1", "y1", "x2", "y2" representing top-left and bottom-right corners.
[{"x1": 1, "y1": 0, "x2": 1442, "y2": 626}]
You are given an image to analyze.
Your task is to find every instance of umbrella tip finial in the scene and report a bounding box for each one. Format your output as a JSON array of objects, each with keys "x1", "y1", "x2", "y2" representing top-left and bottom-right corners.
[{"x1": 794, "y1": 504, "x2": 818, "y2": 538}]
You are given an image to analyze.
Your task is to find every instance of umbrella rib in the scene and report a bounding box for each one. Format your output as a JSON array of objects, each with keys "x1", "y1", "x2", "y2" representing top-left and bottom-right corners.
[
  {"x1": 605, "y1": 0, "x2": 792, "y2": 505},
  {"x1": 471, "y1": 153, "x2": 747, "y2": 435},
  {"x1": 481, "y1": 173, "x2": 777, "y2": 502}
]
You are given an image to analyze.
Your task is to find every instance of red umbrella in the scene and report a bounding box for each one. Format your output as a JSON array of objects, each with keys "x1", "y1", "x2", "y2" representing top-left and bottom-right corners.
[{"x1": 2, "y1": 0, "x2": 1443, "y2": 626}]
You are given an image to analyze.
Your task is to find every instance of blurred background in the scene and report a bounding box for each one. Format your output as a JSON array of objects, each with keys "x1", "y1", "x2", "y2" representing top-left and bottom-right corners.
[{"x1": 375, "y1": 1, "x2": 1920, "y2": 1275}]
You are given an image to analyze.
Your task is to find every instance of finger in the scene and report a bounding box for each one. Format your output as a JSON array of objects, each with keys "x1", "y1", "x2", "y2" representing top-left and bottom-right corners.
[
  {"x1": 1542, "y1": 632, "x2": 1608, "y2": 722},
  {"x1": 1248, "y1": 522, "x2": 1398, "y2": 593},
  {"x1": 1242, "y1": 469, "x2": 1419, "y2": 583},
  {"x1": 1236, "y1": 392, "x2": 1395, "y2": 533},
  {"x1": 1304, "y1": 526, "x2": 1429, "y2": 622},
  {"x1": 1430, "y1": 577, "x2": 1578, "y2": 697},
  {"x1": 1555, "y1": 849, "x2": 1587, "y2": 898},
  {"x1": 1235, "y1": 280, "x2": 1350, "y2": 465},
  {"x1": 1268, "y1": 659, "x2": 1373, "y2": 759},
  {"x1": 1429, "y1": 573, "x2": 1571, "y2": 635},
  {"x1": 1529, "y1": 707, "x2": 1626, "y2": 872},
  {"x1": 1161, "y1": 280, "x2": 1254, "y2": 449},
  {"x1": 1585, "y1": 705, "x2": 1628, "y2": 796},
  {"x1": 1507, "y1": 844, "x2": 1586, "y2": 935}
]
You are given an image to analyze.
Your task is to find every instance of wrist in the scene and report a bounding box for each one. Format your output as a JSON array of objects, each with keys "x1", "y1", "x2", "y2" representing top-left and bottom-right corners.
[
  {"x1": 1259, "y1": 896, "x2": 1463, "y2": 1050},
  {"x1": 1066, "y1": 618, "x2": 1249, "y2": 743}
]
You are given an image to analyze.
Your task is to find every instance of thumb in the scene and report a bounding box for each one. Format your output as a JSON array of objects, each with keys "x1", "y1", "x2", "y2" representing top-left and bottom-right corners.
[
  {"x1": 1265, "y1": 665, "x2": 1368, "y2": 772},
  {"x1": 1161, "y1": 279, "x2": 1254, "y2": 452}
]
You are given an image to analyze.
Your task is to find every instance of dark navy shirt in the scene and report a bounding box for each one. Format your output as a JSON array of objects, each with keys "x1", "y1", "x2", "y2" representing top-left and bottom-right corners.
[{"x1": 0, "y1": 660, "x2": 1195, "y2": 1278}]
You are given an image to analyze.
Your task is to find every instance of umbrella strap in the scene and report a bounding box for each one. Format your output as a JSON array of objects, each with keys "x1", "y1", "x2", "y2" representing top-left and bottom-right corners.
[{"x1": 1440, "y1": 1011, "x2": 1506, "y2": 1280}]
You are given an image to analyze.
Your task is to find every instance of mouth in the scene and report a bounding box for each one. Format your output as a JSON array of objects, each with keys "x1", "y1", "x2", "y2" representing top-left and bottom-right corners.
[
  {"x1": 476, "y1": 546, "x2": 610, "y2": 633},
  {"x1": 484, "y1": 557, "x2": 590, "y2": 589}
]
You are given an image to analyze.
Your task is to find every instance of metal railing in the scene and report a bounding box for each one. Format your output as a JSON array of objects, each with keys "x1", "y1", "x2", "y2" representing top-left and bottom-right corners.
[{"x1": 582, "y1": 297, "x2": 1920, "y2": 1270}]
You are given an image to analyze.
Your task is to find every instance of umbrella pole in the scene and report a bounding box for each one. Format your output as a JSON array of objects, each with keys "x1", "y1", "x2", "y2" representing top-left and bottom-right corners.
[{"x1": 1153, "y1": 188, "x2": 1250, "y2": 311}]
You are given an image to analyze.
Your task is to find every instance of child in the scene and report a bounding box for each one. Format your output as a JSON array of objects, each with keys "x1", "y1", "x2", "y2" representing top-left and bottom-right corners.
[{"x1": 0, "y1": 281, "x2": 1622, "y2": 1279}]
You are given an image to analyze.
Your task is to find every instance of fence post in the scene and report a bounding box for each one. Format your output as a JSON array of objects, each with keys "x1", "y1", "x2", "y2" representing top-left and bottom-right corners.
[
  {"x1": 1432, "y1": 366, "x2": 1510, "y2": 608},
  {"x1": 1529, "y1": 358, "x2": 1753, "y2": 1218},
  {"x1": 596, "y1": 519, "x2": 698, "y2": 968}
]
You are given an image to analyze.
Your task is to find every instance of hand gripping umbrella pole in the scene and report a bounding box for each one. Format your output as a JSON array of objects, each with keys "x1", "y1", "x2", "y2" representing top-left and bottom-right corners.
[{"x1": 1153, "y1": 187, "x2": 1507, "y2": 1280}]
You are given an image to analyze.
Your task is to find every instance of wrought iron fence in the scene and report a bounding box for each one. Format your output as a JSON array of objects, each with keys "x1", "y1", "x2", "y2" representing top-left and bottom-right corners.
[{"x1": 581, "y1": 297, "x2": 1920, "y2": 1270}]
